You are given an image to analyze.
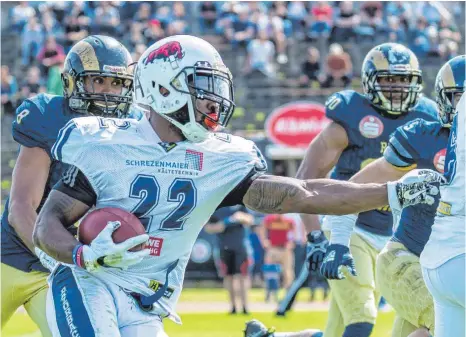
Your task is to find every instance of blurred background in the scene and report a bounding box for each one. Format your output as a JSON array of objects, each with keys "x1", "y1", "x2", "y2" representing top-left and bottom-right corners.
[{"x1": 1, "y1": 2, "x2": 465, "y2": 332}]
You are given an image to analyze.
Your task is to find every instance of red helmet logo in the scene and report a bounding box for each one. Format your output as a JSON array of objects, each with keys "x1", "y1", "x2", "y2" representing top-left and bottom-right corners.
[{"x1": 143, "y1": 41, "x2": 185, "y2": 65}]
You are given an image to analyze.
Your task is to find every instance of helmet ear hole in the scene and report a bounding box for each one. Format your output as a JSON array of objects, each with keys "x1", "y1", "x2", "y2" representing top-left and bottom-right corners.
[{"x1": 159, "y1": 85, "x2": 170, "y2": 97}]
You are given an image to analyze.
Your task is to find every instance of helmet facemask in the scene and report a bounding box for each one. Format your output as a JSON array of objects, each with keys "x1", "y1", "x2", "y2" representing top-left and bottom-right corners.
[
  {"x1": 64, "y1": 70, "x2": 134, "y2": 118},
  {"x1": 159, "y1": 64, "x2": 235, "y2": 142},
  {"x1": 437, "y1": 84, "x2": 464, "y2": 127},
  {"x1": 366, "y1": 71, "x2": 423, "y2": 115}
]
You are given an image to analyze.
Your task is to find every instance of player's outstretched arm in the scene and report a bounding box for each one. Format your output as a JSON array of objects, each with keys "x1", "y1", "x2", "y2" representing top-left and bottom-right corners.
[
  {"x1": 243, "y1": 175, "x2": 388, "y2": 215},
  {"x1": 33, "y1": 190, "x2": 90, "y2": 264}
]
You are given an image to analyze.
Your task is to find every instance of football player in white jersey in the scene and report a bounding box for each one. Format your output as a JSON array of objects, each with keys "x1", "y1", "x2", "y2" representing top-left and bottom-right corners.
[
  {"x1": 33, "y1": 36, "x2": 443, "y2": 337},
  {"x1": 420, "y1": 92, "x2": 465, "y2": 337}
]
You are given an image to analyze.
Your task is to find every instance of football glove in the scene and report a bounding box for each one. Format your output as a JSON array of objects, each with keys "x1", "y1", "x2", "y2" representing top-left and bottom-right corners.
[
  {"x1": 35, "y1": 247, "x2": 59, "y2": 272},
  {"x1": 81, "y1": 221, "x2": 150, "y2": 273},
  {"x1": 306, "y1": 230, "x2": 328, "y2": 271},
  {"x1": 244, "y1": 319, "x2": 275, "y2": 337},
  {"x1": 320, "y1": 244, "x2": 357, "y2": 280},
  {"x1": 387, "y1": 169, "x2": 445, "y2": 217}
]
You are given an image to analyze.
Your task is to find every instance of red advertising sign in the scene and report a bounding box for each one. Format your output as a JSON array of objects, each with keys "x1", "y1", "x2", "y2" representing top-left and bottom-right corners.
[{"x1": 265, "y1": 101, "x2": 329, "y2": 148}]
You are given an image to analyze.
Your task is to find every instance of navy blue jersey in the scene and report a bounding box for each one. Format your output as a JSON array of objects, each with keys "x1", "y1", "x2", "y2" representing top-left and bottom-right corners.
[
  {"x1": 1, "y1": 94, "x2": 81, "y2": 272},
  {"x1": 325, "y1": 90, "x2": 438, "y2": 236},
  {"x1": 210, "y1": 205, "x2": 249, "y2": 251},
  {"x1": 385, "y1": 119, "x2": 449, "y2": 256}
]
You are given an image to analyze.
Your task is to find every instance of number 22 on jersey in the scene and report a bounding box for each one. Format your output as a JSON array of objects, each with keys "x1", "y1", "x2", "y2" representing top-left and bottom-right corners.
[{"x1": 129, "y1": 174, "x2": 197, "y2": 232}]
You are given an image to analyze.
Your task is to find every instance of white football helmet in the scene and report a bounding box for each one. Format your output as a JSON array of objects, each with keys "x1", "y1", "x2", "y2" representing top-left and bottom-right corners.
[{"x1": 133, "y1": 35, "x2": 235, "y2": 142}]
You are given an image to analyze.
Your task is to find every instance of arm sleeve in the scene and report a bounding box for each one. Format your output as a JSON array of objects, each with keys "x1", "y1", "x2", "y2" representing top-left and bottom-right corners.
[
  {"x1": 217, "y1": 170, "x2": 264, "y2": 208},
  {"x1": 54, "y1": 166, "x2": 97, "y2": 207}
]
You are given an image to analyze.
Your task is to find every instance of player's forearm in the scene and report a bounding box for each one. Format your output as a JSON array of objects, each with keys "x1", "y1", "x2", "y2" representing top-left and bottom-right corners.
[
  {"x1": 33, "y1": 213, "x2": 78, "y2": 265},
  {"x1": 8, "y1": 202, "x2": 38, "y2": 253},
  {"x1": 243, "y1": 175, "x2": 388, "y2": 215}
]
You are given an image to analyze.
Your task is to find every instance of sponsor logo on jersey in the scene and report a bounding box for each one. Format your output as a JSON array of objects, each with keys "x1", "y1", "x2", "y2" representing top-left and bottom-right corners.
[
  {"x1": 158, "y1": 142, "x2": 177, "y2": 153},
  {"x1": 437, "y1": 201, "x2": 452, "y2": 215},
  {"x1": 148, "y1": 280, "x2": 174, "y2": 298},
  {"x1": 359, "y1": 115, "x2": 384, "y2": 138},
  {"x1": 433, "y1": 148, "x2": 446, "y2": 173},
  {"x1": 185, "y1": 149, "x2": 204, "y2": 171},
  {"x1": 144, "y1": 236, "x2": 164, "y2": 256}
]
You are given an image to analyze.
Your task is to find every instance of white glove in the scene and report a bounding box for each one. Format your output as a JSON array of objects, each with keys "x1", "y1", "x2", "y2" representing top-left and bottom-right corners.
[
  {"x1": 80, "y1": 221, "x2": 150, "y2": 273},
  {"x1": 35, "y1": 247, "x2": 59, "y2": 272},
  {"x1": 387, "y1": 169, "x2": 446, "y2": 218}
]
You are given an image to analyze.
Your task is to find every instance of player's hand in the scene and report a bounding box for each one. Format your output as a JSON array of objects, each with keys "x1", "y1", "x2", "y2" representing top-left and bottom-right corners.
[
  {"x1": 306, "y1": 230, "x2": 328, "y2": 271},
  {"x1": 320, "y1": 244, "x2": 357, "y2": 280},
  {"x1": 81, "y1": 221, "x2": 150, "y2": 272},
  {"x1": 35, "y1": 247, "x2": 59, "y2": 272},
  {"x1": 387, "y1": 169, "x2": 446, "y2": 215}
]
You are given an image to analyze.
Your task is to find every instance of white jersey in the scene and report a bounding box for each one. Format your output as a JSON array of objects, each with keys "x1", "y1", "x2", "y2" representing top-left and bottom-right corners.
[
  {"x1": 52, "y1": 115, "x2": 266, "y2": 322},
  {"x1": 421, "y1": 93, "x2": 465, "y2": 269}
]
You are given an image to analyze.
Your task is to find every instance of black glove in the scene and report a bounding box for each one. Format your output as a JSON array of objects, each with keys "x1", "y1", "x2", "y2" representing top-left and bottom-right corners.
[
  {"x1": 306, "y1": 230, "x2": 328, "y2": 272},
  {"x1": 320, "y1": 244, "x2": 357, "y2": 280}
]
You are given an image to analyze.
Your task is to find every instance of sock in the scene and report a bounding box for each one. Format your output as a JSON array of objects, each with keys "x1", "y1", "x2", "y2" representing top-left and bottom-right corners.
[{"x1": 343, "y1": 323, "x2": 374, "y2": 337}]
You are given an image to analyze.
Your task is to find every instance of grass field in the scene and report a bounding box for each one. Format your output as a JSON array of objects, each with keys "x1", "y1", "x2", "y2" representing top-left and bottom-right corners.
[{"x1": 2, "y1": 288, "x2": 396, "y2": 337}]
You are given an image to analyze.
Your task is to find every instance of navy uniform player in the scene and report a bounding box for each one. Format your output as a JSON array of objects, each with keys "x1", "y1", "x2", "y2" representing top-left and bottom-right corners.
[
  {"x1": 31, "y1": 36, "x2": 440, "y2": 337},
  {"x1": 297, "y1": 43, "x2": 439, "y2": 337},
  {"x1": 344, "y1": 55, "x2": 464, "y2": 337},
  {"x1": 0, "y1": 35, "x2": 133, "y2": 335}
]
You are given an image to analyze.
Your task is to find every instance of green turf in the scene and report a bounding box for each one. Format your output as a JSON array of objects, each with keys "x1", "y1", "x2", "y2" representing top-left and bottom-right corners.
[
  {"x1": 2, "y1": 288, "x2": 395, "y2": 337},
  {"x1": 3, "y1": 311, "x2": 395, "y2": 337}
]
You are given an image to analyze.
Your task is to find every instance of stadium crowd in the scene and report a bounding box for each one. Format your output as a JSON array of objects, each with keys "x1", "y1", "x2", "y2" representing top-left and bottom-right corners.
[{"x1": 2, "y1": 1, "x2": 463, "y2": 115}]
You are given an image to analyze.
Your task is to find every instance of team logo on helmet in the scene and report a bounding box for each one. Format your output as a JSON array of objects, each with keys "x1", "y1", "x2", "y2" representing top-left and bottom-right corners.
[{"x1": 143, "y1": 41, "x2": 185, "y2": 68}]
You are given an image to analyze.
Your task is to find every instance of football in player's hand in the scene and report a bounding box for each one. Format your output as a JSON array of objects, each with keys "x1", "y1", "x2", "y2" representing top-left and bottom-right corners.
[{"x1": 78, "y1": 207, "x2": 146, "y2": 251}]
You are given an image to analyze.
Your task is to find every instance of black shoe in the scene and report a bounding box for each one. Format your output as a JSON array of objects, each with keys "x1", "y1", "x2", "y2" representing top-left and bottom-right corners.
[
  {"x1": 230, "y1": 307, "x2": 237, "y2": 315},
  {"x1": 275, "y1": 311, "x2": 286, "y2": 317},
  {"x1": 243, "y1": 308, "x2": 250, "y2": 315}
]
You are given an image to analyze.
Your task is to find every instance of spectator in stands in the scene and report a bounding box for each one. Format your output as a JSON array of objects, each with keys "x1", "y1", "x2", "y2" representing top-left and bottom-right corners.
[
  {"x1": 307, "y1": 1, "x2": 333, "y2": 39},
  {"x1": 64, "y1": 5, "x2": 90, "y2": 52},
  {"x1": 321, "y1": 43, "x2": 352, "y2": 88},
  {"x1": 21, "y1": 16, "x2": 44, "y2": 66},
  {"x1": 11, "y1": 1, "x2": 36, "y2": 32},
  {"x1": 167, "y1": 2, "x2": 188, "y2": 35},
  {"x1": 287, "y1": 1, "x2": 308, "y2": 38},
  {"x1": 155, "y1": 6, "x2": 173, "y2": 29},
  {"x1": 18, "y1": 66, "x2": 46, "y2": 101},
  {"x1": 387, "y1": 16, "x2": 407, "y2": 44},
  {"x1": 131, "y1": 43, "x2": 147, "y2": 63},
  {"x1": 410, "y1": 18, "x2": 431, "y2": 59},
  {"x1": 256, "y1": 8, "x2": 288, "y2": 64},
  {"x1": 42, "y1": 10, "x2": 65, "y2": 43},
  {"x1": 299, "y1": 46, "x2": 321, "y2": 86},
  {"x1": 144, "y1": 19, "x2": 165, "y2": 46},
  {"x1": 199, "y1": 1, "x2": 218, "y2": 34},
  {"x1": 331, "y1": 1, "x2": 359, "y2": 42},
  {"x1": 36, "y1": 36, "x2": 65, "y2": 77},
  {"x1": 1, "y1": 66, "x2": 18, "y2": 115},
  {"x1": 94, "y1": 1, "x2": 120, "y2": 36},
  {"x1": 438, "y1": 17, "x2": 461, "y2": 58},
  {"x1": 225, "y1": 6, "x2": 255, "y2": 49},
  {"x1": 261, "y1": 214, "x2": 295, "y2": 289},
  {"x1": 205, "y1": 206, "x2": 254, "y2": 315},
  {"x1": 215, "y1": 2, "x2": 236, "y2": 36},
  {"x1": 46, "y1": 60, "x2": 64, "y2": 96},
  {"x1": 244, "y1": 30, "x2": 276, "y2": 78},
  {"x1": 124, "y1": 22, "x2": 147, "y2": 51},
  {"x1": 133, "y1": 2, "x2": 152, "y2": 26},
  {"x1": 418, "y1": 2, "x2": 442, "y2": 26},
  {"x1": 358, "y1": 1, "x2": 383, "y2": 41},
  {"x1": 385, "y1": 3, "x2": 412, "y2": 30}
]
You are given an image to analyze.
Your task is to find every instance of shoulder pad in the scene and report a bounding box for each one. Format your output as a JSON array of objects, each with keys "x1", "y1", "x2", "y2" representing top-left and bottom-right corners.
[
  {"x1": 325, "y1": 90, "x2": 365, "y2": 125},
  {"x1": 12, "y1": 94, "x2": 66, "y2": 153},
  {"x1": 413, "y1": 96, "x2": 439, "y2": 122}
]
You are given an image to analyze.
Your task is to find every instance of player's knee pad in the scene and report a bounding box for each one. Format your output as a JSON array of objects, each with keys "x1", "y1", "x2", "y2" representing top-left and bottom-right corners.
[{"x1": 342, "y1": 322, "x2": 374, "y2": 337}]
